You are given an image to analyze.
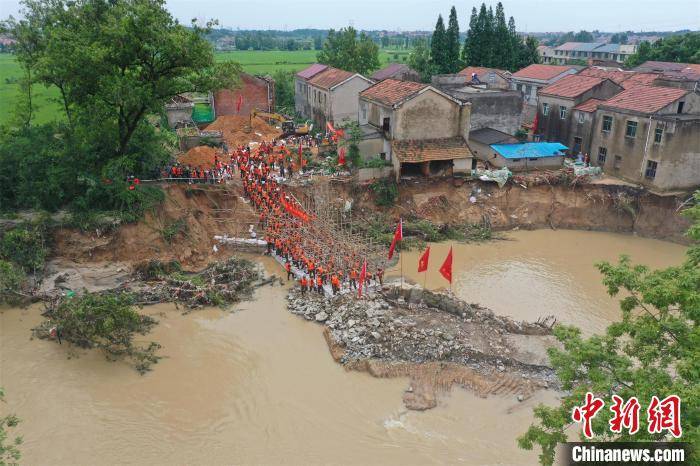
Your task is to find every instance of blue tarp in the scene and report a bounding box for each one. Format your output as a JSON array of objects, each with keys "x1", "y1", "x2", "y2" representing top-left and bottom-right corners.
[{"x1": 490, "y1": 142, "x2": 568, "y2": 159}]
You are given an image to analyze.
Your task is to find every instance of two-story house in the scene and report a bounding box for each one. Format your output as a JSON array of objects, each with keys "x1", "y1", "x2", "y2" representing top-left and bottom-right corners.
[
  {"x1": 590, "y1": 86, "x2": 700, "y2": 191},
  {"x1": 511, "y1": 64, "x2": 580, "y2": 107},
  {"x1": 358, "y1": 79, "x2": 473, "y2": 180},
  {"x1": 536, "y1": 74, "x2": 623, "y2": 155},
  {"x1": 294, "y1": 64, "x2": 373, "y2": 128}
]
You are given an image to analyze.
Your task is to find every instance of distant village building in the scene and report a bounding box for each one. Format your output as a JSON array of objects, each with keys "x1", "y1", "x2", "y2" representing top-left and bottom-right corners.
[
  {"x1": 511, "y1": 64, "x2": 580, "y2": 107},
  {"x1": 358, "y1": 79, "x2": 473, "y2": 180},
  {"x1": 164, "y1": 95, "x2": 195, "y2": 128},
  {"x1": 432, "y1": 74, "x2": 523, "y2": 136},
  {"x1": 632, "y1": 61, "x2": 700, "y2": 90},
  {"x1": 294, "y1": 64, "x2": 373, "y2": 128},
  {"x1": 547, "y1": 42, "x2": 638, "y2": 65},
  {"x1": 536, "y1": 74, "x2": 623, "y2": 154},
  {"x1": 589, "y1": 86, "x2": 700, "y2": 191},
  {"x1": 537, "y1": 45, "x2": 556, "y2": 64},
  {"x1": 214, "y1": 72, "x2": 275, "y2": 116},
  {"x1": 457, "y1": 66, "x2": 512, "y2": 90},
  {"x1": 370, "y1": 63, "x2": 421, "y2": 82}
]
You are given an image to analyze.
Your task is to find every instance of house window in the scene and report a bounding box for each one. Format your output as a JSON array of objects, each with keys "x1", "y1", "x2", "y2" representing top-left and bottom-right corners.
[
  {"x1": 597, "y1": 147, "x2": 607, "y2": 165},
  {"x1": 517, "y1": 83, "x2": 523, "y2": 92},
  {"x1": 645, "y1": 161, "x2": 658, "y2": 179},
  {"x1": 602, "y1": 115, "x2": 612, "y2": 132},
  {"x1": 361, "y1": 103, "x2": 367, "y2": 120},
  {"x1": 654, "y1": 127, "x2": 663, "y2": 143},
  {"x1": 528, "y1": 158, "x2": 538, "y2": 161},
  {"x1": 488, "y1": 72, "x2": 495, "y2": 83},
  {"x1": 560, "y1": 106, "x2": 567, "y2": 119},
  {"x1": 382, "y1": 117, "x2": 390, "y2": 132},
  {"x1": 525, "y1": 85, "x2": 532, "y2": 95},
  {"x1": 577, "y1": 112, "x2": 585, "y2": 124},
  {"x1": 625, "y1": 120, "x2": 637, "y2": 138},
  {"x1": 677, "y1": 101, "x2": 685, "y2": 113},
  {"x1": 542, "y1": 103, "x2": 549, "y2": 116},
  {"x1": 613, "y1": 155, "x2": 622, "y2": 169},
  {"x1": 573, "y1": 137, "x2": 582, "y2": 154}
]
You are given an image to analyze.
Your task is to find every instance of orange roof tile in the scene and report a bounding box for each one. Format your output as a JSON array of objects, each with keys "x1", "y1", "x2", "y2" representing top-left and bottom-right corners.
[
  {"x1": 308, "y1": 67, "x2": 355, "y2": 89},
  {"x1": 578, "y1": 67, "x2": 633, "y2": 84},
  {"x1": 392, "y1": 137, "x2": 472, "y2": 163},
  {"x1": 539, "y1": 75, "x2": 606, "y2": 98},
  {"x1": 360, "y1": 78, "x2": 428, "y2": 106},
  {"x1": 458, "y1": 66, "x2": 509, "y2": 80},
  {"x1": 573, "y1": 98, "x2": 605, "y2": 113},
  {"x1": 601, "y1": 86, "x2": 688, "y2": 114},
  {"x1": 512, "y1": 64, "x2": 574, "y2": 81},
  {"x1": 621, "y1": 73, "x2": 660, "y2": 89}
]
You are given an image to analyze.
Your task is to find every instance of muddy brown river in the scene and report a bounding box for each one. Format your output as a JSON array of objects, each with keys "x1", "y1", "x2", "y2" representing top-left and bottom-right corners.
[{"x1": 0, "y1": 231, "x2": 686, "y2": 465}]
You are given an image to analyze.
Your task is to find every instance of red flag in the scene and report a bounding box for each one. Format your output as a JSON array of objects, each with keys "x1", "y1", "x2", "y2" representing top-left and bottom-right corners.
[
  {"x1": 439, "y1": 247, "x2": 453, "y2": 283},
  {"x1": 532, "y1": 112, "x2": 539, "y2": 134},
  {"x1": 418, "y1": 246, "x2": 430, "y2": 273},
  {"x1": 326, "y1": 121, "x2": 335, "y2": 133},
  {"x1": 358, "y1": 259, "x2": 367, "y2": 298},
  {"x1": 236, "y1": 94, "x2": 243, "y2": 113},
  {"x1": 338, "y1": 147, "x2": 346, "y2": 165},
  {"x1": 387, "y1": 219, "x2": 403, "y2": 260}
]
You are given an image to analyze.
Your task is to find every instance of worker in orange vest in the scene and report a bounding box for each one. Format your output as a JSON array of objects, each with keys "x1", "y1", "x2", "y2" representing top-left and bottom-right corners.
[
  {"x1": 300, "y1": 276, "x2": 308, "y2": 294},
  {"x1": 285, "y1": 261, "x2": 292, "y2": 281},
  {"x1": 330, "y1": 273, "x2": 340, "y2": 295},
  {"x1": 316, "y1": 274, "x2": 323, "y2": 294},
  {"x1": 349, "y1": 268, "x2": 358, "y2": 290}
]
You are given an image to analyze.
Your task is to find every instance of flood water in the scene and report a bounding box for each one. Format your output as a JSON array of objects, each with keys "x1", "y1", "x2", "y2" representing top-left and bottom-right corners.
[
  {"x1": 392, "y1": 230, "x2": 687, "y2": 334},
  {"x1": 0, "y1": 232, "x2": 687, "y2": 465}
]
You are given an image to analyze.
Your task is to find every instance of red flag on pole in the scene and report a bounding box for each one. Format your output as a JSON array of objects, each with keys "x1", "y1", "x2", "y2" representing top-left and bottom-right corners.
[
  {"x1": 387, "y1": 219, "x2": 403, "y2": 260},
  {"x1": 532, "y1": 112, "x2": 539, "y2": 135},
  {"x1": 418, "y1": 246, "x2": 430, "y2": 273},
  {"x1": 358, "y1": 259, "x2": 367, "y2": 298},
  {"x1": 439, "y1": 246, "x2": 453, "y2": 283},
  {"x1": 236, "y1": 94, "x2": 243, "y2": 113},
  {"x1": 338, "y1": 147, "x2": 346, "y2": 165},
  {"x1": 326, "y1": 121, "x2": 335, "y2": 133}
]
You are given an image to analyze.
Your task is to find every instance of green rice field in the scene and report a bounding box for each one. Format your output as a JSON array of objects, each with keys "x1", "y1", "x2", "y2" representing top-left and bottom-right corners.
[{"x1": 0, "y1": 49, "x2": 411, "y2": 125}]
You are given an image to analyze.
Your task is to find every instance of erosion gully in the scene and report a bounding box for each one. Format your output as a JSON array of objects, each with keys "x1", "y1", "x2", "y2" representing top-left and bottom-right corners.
[{"x1": 0, "y1": 230, "x2": 686, "y2": 465}]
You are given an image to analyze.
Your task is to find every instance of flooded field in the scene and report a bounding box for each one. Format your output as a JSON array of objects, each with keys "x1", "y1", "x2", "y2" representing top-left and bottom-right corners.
[{"x1": 0, "y1": 231, "x2": 687, "y2": 465}]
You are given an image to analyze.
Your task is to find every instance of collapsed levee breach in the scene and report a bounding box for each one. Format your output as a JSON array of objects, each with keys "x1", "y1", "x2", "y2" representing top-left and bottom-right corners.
[{"x1": 291, "y1": 285, "x2": 559, "y2": 410}]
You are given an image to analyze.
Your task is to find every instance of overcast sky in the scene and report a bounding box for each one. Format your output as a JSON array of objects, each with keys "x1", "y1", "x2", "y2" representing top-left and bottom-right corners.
[{"x1": 2, "y1": 0, "x2": 699, "y2": 32}]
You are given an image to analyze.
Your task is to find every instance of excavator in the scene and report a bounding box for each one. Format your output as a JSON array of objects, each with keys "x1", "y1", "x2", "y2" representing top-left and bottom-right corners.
[{"x1": 249, "y1": 109, "x2": 312, "y2": 137}]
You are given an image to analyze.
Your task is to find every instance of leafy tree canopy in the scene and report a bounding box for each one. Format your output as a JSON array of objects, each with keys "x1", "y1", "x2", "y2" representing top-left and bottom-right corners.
[
  {"x1": 317, "y1": 27, "x2": 380, "y2": 75},
  {"x1": 625, "y1": 32, "x2": 700, "y2": 68}
]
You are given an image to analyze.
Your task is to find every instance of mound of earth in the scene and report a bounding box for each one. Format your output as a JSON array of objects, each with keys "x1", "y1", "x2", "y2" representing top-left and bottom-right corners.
[
  {"x1": 178, "y1": 145, "x2": 222, "y2": 168},
  {"x1": 206, "y1": 115, "x2": 282, "y2": 147}
]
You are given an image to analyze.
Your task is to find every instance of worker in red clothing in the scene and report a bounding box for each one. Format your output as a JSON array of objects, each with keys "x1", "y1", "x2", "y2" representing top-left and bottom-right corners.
[{"x1": 285, "y1": 261, "x2": 292, "y2": 281}]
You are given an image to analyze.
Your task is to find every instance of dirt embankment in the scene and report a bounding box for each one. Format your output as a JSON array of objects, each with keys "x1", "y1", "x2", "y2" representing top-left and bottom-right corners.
[
  {"x1": 54, "y1": 183, "x2": 258, "y2": 270},
  {"x1": 347, "y1": 178, "x2": 692, "y2": 243}
]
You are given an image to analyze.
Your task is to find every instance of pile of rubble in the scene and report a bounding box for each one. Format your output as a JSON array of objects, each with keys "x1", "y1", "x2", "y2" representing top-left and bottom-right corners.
[{"x1": 287, "y1": 285, "x2": 559, "y2": 408}]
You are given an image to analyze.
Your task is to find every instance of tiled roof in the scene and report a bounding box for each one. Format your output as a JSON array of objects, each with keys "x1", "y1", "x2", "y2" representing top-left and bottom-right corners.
[
  {"x1": 371, "y1": 63, "x2": 409, "y2": 81},
  {"x1": 573, "y1": 98, "x2": 605, "y2": 113},
  {"x1": 555, "y1": 42, "x2": 605, "y2": 52},
  {"x1": 392, "y1": 137, "x2": 472, "y2": 163},
  {"x1": 621, "y1": 73, "x2": 659, "y2": 89},
  {"x1": 458, "y1": 66, "x2": 509, "y2": 80},
  {"x1": 601, "y1": 86, "x2": 688, "y2": 114},
  {"x1": 469, "y1": 127, "x2": 518, "y2": 145},
  {"x1": 512, "y1": 64, "x2": 574, "y2": 81},
  {"x1": 578, "y1": 67, "x2": 633, "y2": 84},
  {"x1": 360, "y1": 78, "x2": 428, "y2": 106},
  {"x1": 633, "y1": 61, "x2": 700, "y2": 74},
  {"x1": 539, "y1": 75, "x2": 606, "y2": 98},
  {"x1": 296, "y1": 63, "x2": 328, "y2": 80},
  {"x1": 308, "y1": 67, "x2": 355, "y2": 89}
]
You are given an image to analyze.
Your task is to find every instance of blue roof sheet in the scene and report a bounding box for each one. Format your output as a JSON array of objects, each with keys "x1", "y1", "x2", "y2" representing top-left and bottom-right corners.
[{"x1": 490, "y1": 142, "x2": 568, "y2": 159}]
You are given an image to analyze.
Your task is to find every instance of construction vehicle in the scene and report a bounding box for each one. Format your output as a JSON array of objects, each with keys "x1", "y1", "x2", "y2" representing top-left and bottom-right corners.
[{"x1": 250, "y1": 109, "x2": 312, "y2": 137}]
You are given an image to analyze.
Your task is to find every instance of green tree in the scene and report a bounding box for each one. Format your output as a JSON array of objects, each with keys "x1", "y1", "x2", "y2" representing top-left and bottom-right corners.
[
  {"x1": 408, "y1": 37, "x2": 435, "y2": 83},
  {"x1": 625, "y1": 32, "x2": 700, "y2": 67},
  {"x1": 272, "y1": 70, "x2": 295, "y2": 113},
  {"x1": 317, "y1": 27, "x2": 380, "y2": 75},
  {"x1": 0, "y1": 261, "x2": 26, "y2": 306},
  {"x1": 430, "y1": 15, "x2": 447, "y2": 74},
  {"x1": 0, "y1": 388, "x2": 22, "y2": 466},
  {"x1": 461, "y1": 7, "x2": 478, "y2": 65},
  {"x1": 610, "y1": 32, "x2": 629, "y2": 44},
  {"x1": 445, "y1": 6, "x2": 462, "y2": 73},
  {"x1": 518, "y1": 191, "x2": 700, "y2": 465},
  {"x1": 573, "y1": 30, "x2": 594, "y2": 42},
  {"x1": 492, "y1": 2, "x2": 511, "y2": 69}
]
